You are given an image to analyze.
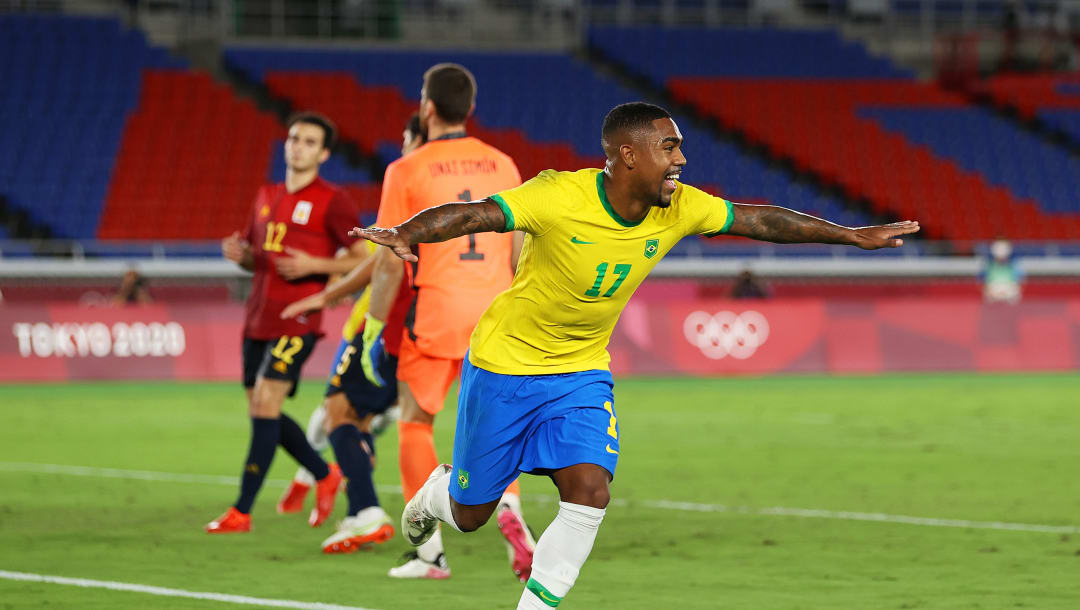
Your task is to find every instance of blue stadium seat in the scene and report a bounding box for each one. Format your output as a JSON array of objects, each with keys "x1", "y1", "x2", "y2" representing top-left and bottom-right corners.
[
  {"x1": 586, "y1": 26, "x2": 912, "y2": 87},
  {"x1": 0, "y1": 14, "x2": 186, "y2": 238},
  {"x1": 225, "y1": 47, "x2": 874, "y2": 230},
  {"x1": 860, "y1": 107, "x2": 1080, "y2": 215},
  {"x1": 1038, "y1": 110, "x2": 1080, "y2": 144}
]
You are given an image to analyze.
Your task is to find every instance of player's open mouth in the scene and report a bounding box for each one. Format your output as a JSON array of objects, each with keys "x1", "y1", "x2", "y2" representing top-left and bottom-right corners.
[{"x1": 664, "y1": 171, "x2": 680, "y2": 190}]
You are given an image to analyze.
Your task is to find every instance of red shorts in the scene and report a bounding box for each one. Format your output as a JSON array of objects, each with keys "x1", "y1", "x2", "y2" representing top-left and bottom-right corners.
[{"x1": 397, "y1": 334, "x2": 462, "y2": 416}]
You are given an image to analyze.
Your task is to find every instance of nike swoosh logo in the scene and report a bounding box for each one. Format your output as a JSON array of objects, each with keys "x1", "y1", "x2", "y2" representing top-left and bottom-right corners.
[
  {"x1": 570, "y1": 236, "x2": 595, "y2": 244},
  {"x1": 538, "y1": 591, "x2": 560, "y2": 604},
  {"x1": 606, "y1": 444, "x2": 619, "y2": 455}
]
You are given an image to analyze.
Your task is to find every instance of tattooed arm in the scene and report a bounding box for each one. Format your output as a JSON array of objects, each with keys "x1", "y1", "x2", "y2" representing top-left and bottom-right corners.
[
  {"x1": 727, "y1": 204, "x2": 920, "y2": 250},
  {"x1": 349, "y1": 199, "x2": 508, "y2": 262}
]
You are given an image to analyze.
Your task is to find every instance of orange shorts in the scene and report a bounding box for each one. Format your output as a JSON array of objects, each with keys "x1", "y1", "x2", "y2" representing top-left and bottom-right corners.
[{"x1": 397, "y1": 334, "x2": 463, "y2": 416}]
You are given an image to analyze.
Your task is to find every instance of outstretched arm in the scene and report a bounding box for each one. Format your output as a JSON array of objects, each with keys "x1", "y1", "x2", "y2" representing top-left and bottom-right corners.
[
  {"x1": 349, "y1": 200, "x2": 506, "y2": 262},
  {"x1": 727, "y1": 204, "x2": 920, "y2": 250}
]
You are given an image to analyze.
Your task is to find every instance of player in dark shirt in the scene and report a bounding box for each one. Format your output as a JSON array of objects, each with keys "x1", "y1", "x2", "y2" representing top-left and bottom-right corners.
[{"x1": 207, "y1": 112, "x2": 368, "y2": 534}]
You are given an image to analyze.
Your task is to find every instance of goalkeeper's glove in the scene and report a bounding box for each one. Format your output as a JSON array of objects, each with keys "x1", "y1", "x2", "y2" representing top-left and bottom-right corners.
[{"x1": 360, "y1": 313, "x2": 387, "y2": 388}]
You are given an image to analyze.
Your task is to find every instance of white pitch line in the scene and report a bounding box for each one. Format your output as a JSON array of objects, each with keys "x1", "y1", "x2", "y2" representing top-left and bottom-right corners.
[
  {"x1": 0, "y1": 570, "x2": 376, "y2": 610},
  {"x1": 2, "y1": 461, "x2": 1077, "y2": 535},
  {"x1": 0, "y1": 461, "x2": 400, "y2": 494}
]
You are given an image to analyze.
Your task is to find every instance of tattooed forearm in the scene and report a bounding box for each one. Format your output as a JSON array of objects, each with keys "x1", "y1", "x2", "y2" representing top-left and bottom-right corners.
[
  {"x1": 727, "y1": 204, "x2": 856, "y2": 245},
  {"x1": 396, "y1": 200, "x2": 507, "y2": 245}
]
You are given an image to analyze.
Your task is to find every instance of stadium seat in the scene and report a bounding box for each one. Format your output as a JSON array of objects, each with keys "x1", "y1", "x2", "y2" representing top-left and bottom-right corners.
[
  {"x1": 587, "y1": 25, "x2": 1080, "y2": 241},
  {"x1": 968, "y1": 73, "x2": 1080, "y2": 146},
  {"x1": 0, "y1": 14, "x2": 185, "y2": 238},
  {"x1": 98, "y1": 71, "x2": 284, "y2": 239},
  {"x1": 224, "y1": 48, "x2": 872, "y2": 239}
]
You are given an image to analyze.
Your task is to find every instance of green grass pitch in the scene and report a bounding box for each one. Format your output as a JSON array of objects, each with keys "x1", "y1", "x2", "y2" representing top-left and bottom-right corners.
[{"x1": 1, "y1": 373, "x2": 1078, "y2": 609}]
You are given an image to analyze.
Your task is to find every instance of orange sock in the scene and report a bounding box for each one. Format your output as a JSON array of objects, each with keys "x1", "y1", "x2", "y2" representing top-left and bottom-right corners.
[
  {"x1": 504, "y1": 479, "x2": 520, "y2": 497},
  {"x1": 398, "y1": 420, "x2": 438, "y2": 501}
]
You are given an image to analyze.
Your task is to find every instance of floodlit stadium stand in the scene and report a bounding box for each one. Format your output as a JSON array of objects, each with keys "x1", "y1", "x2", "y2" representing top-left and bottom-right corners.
[
  {"x1": 225, "y1": 48, "x2": 872, "y2": 234},
  {"x1": 98, "y1": 71, "x2": 283, "y2": 240},
  {"x1": 970, "y1": 73, "x2": 1080, "y2": 143},
  {"x1": 588, "y1": 25, "x2": 1080, "y2": 240},
  {"x1": 2, "y1": 12, "x2": 1077, "y2": 251},
  {"x1": 0, "y1": 14, "x2": 184, "y2": 239}
]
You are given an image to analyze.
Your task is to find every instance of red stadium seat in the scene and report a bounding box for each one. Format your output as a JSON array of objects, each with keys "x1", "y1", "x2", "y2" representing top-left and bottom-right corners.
[
  {"x1": 99, "y1": 71, "x2": 284, "y2": 239},
  {"x1": 668, "y1": 77, "x2": 1079, "y2": 241},
  {"x1": 262, "y1": 72, "x2": 604, "y2": 178}
]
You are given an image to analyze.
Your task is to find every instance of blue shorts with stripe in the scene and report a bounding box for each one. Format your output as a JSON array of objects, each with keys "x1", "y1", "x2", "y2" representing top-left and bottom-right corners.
[
  {"x1": 324, "y1": 336, "x2": 398, "y2": 417},
  {"x1": 449, "y1": 356, "x2": 620, "y2": 506}
]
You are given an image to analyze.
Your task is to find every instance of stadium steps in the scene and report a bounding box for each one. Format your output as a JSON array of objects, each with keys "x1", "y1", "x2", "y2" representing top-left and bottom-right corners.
[
  {"x1": 218, "y1": 64, "x2": 388, "y2": 220},
  {"x1": 223, "y1": 49, "x2": 873, "y2": 244},
  {"x1": 98, "y1": 71, "x2": 284, "y2": 240},
  {"x1": 960, "y1": 73, "x2": 1080, "y2": 153},
  {"x1": 668, "y1": 79, "x2": 1080, "y2": 240},
  {"x1": 216, "y1": 65, "x2": 400, "y2": 221},
  {"x1": 581, "y1": 37, "x2": 898, "y2": 232},
  {"x1": 586, "y1": 25, "x2": 1080, "y2": 241},
  {"x1": 220, "y1": 53, "x2": 607, "y2": 215},
  {"x1": 0, "y1": 14, "x2": 186, "y2": 239},
  {"x1": 858, "y1": 106, "x2": 1080, "y2": 216},
  {"x1": 253, "y1": 72, "x2": 605, "y2": 181}
]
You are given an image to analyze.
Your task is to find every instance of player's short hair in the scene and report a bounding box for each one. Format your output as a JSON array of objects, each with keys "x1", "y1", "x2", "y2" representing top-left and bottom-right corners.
[
  {"x1": 601, "y1": 102, "x2": 672, "y2": 142},
  {"x1": 286, "y1": 111, "x2": 337, "y2": 150},
  {"x1": 422, "y1": 63, "x2": 477, "y2": 124}
]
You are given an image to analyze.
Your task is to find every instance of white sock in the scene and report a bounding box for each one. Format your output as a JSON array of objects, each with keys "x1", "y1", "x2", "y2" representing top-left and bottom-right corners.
[
  {"x1": 421, "y1": 466, "x2": 463, "y2": 533},
  {"x1": 518, "y1": 501, "x2": 605, "y2": 609},
  {"x1": 416, "y1": 527, "x2": 444, "y2": 563},
  {"x1": 305, "y1": 404, "x2": 328, "y2": 451},
  {"x1": 293, "y1": 404, "x2": 329, "y2": 486},
  {"x1": 351, "y1": 505, "x2": 387, "y2": 523},
  {"x1": 293, "y1": 467, "x2": 316, "y2": 486}
]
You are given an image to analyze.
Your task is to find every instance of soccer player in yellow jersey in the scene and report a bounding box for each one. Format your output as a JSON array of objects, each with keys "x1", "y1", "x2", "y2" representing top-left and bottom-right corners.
[{"x1": 352, "y1": 102, "x2": 920, "y2": 609}]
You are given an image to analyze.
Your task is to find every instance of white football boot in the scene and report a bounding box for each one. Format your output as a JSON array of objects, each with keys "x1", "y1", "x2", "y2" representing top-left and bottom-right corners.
[
  {"x1": 400, "y1": 463, "x2": 451, "y2": 546},
  {"x1": 321, "y1": 506, "x2": 395, "y2": 554},
  {"x1": 387, "y1": 549, "x2": 451, "y2": 580}
]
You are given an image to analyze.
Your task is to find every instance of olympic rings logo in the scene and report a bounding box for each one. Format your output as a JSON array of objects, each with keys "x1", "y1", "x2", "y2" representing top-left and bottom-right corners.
[{"x1": 683, "y1": 311, "x2": 770, "y2": 360}]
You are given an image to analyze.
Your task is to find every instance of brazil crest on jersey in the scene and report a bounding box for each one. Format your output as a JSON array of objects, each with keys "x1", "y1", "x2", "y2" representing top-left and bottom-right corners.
[{"x1": 469, "y1": 168, "x2": 733, "y2": 375}]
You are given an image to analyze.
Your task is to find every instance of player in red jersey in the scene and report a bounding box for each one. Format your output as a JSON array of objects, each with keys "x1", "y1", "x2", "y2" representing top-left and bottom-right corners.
[
  {"x1": 275, "y1": 116, "x2": 426, "y2": 553},
  {"x1": 207, "y1": 112, "x2": 369, "y2": 533}
]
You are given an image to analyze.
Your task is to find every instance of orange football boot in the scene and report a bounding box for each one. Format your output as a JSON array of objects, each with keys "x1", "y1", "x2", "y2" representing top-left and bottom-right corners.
[
  {"x1": 205, "y1": 507, "x2": 251, "y2": 533},
  {"x1": 309, "y1": 463, "x2": 342, "y2": 527},
  {"x1": 277, "y1": 480, "x2": 311, "y2": 514}
]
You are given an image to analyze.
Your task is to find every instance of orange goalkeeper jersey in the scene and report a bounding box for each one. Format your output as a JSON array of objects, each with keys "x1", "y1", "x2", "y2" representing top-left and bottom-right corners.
[{"x1": 376, "y1": 134, "x2": 521, "y2": 359}]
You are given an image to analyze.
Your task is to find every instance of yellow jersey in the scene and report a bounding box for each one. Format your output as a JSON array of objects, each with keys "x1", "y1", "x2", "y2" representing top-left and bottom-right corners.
[
  {"x1": 469, "y1": 168, "x2": 733, "y2": 375},
  {"x1": 340, "y1": 241, "x2": 378, "y2": 341}
]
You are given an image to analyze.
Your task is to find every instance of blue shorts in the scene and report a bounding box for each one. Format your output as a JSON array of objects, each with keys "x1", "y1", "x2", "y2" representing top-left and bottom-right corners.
[
  {"x1": 449, "y1": 357, "x2": 620, "y2": 506},
  {"x1": 324, "y1": 336, "x2": 398, "y2": 417}
]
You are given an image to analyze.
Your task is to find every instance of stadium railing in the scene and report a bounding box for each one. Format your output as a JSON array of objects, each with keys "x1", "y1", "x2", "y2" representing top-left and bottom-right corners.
[
  {"x1": 113, "y1": 0, "x2": 1080, "y2": 46},
  {"x1": 1, "y1": 239, "x2": 1077, "y2": 280}
]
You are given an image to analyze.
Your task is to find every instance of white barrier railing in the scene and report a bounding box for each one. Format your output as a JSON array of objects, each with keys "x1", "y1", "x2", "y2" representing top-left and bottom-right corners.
[{"x1": 1, "y1": 255, "x2": 1078, "y2": 279}]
